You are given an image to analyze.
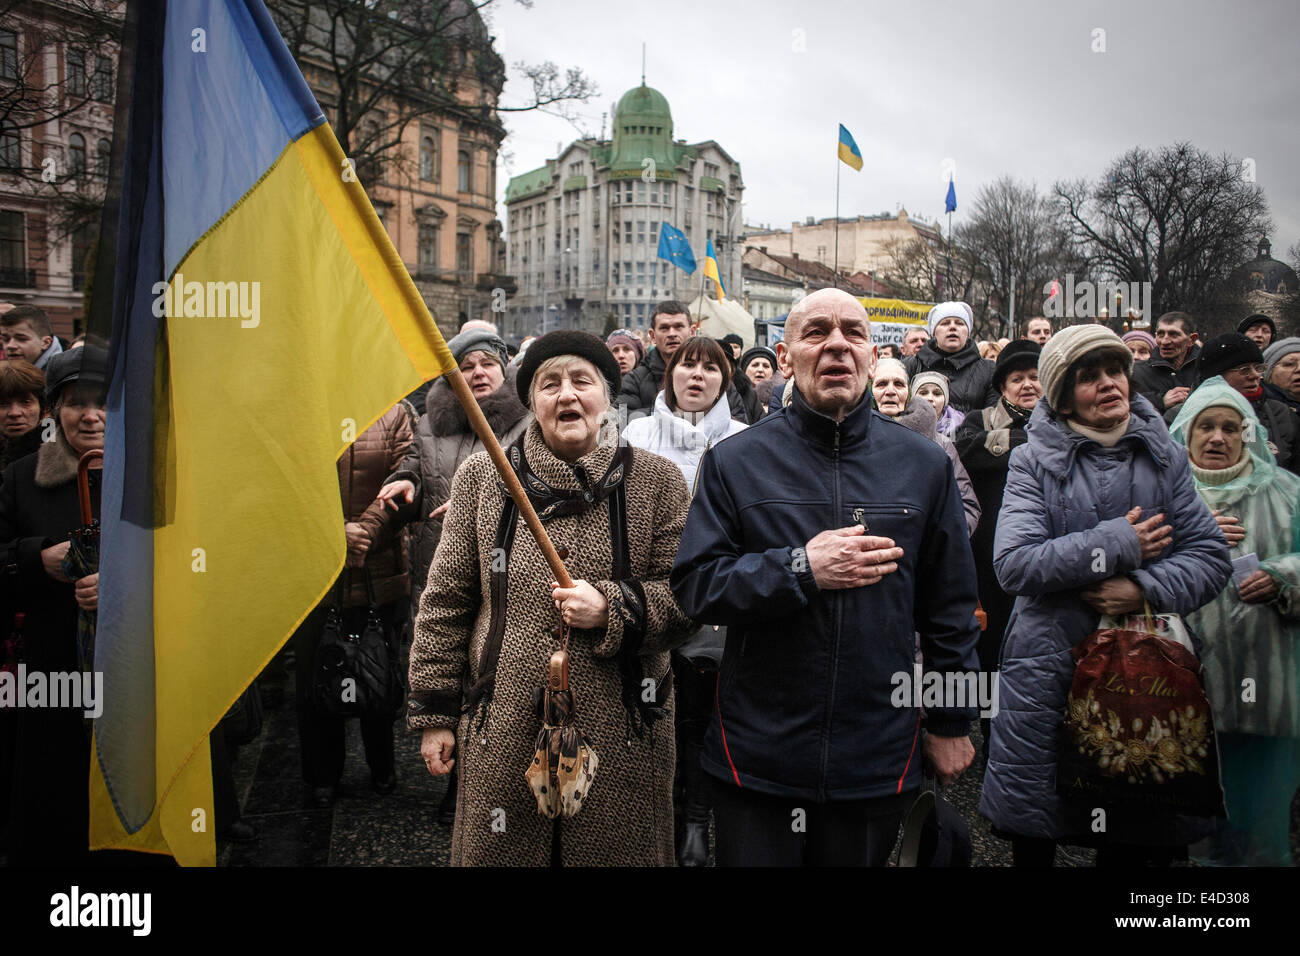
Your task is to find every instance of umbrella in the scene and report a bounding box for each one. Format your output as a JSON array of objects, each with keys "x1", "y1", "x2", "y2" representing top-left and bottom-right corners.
[{"x1": 61, "y1": 449, "x2": 102, "y2": 675}]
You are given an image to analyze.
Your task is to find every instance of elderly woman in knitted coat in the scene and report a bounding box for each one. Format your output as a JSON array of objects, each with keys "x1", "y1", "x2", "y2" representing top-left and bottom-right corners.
[
  {"x1": 407, "y1": 331, "x2": 695, "y2": 866},
  {"x1": 1169, "y1": 377, "x2": 1300, "y2": 866},
  {"x1": 980, "y1": 326, "x2": 1232, "y2": 867}
]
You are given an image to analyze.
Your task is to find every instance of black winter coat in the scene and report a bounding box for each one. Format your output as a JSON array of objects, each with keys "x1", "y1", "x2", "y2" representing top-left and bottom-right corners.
[
  {"x1": 1130, "y1": 345, "x2": 1202, "y2": 413},
  {"x1": 670, "y1": 386, "x2": 981, "y2": 802},
  {"x1": 0, "y1": 435, "x2": 99, "y2": 865},
  {"x1": 954, "y1": 400, "x2": 1033, "y2": 672},
  {"x1": 904, "y1": 340, "x2": 997, "y2": 413}
]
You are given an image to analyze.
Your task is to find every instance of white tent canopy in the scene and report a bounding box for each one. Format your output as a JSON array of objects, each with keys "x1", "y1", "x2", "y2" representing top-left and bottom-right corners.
[{"x1": 689, "y1": 295, "x2": 757, "y2": 348}]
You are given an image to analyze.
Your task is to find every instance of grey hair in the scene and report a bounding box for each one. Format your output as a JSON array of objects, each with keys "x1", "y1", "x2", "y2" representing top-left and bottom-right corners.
[{"x1": 528, "y1": 354, "x2": 614, "y2": 410}]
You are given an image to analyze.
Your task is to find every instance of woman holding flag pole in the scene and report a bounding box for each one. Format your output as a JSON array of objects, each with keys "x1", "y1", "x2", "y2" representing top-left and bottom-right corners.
[{"x1": 407, "y1": 331, "x2": 696, "y2": 866}]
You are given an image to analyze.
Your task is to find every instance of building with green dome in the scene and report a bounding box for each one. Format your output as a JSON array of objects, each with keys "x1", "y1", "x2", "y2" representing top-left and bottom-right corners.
[{"x1": 503, "y1": 81, "x2": 743, "y2": 337}]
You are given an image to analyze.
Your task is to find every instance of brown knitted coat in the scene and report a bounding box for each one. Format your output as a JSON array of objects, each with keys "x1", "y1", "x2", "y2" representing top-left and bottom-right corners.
[{"x1": 407, "y1": 422, "x2": 694, "y2": 866}]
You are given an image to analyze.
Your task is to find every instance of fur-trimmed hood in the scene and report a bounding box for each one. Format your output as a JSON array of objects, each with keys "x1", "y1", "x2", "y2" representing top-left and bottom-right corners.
[
  {"x1": 423, "y1": 364, "x2": 529, "y2": 438},
  {"x1": 34, "y1": 430, "x2": 80, "y2": 489}
]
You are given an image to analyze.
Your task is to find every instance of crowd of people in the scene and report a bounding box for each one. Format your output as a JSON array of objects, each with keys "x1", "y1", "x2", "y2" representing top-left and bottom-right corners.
[{"x1": 1, "y1": 292, "x2": 1298, "y2": 868}]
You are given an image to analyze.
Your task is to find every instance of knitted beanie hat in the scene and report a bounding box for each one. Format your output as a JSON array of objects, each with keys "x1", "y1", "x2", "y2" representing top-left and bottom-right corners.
[
  {"x1": 605, "y1": 329, "x2": 644, "y2": 364},
  {"x1": 1121, "y1": 329, "x2": 1156, "y2": 353},
  {"x1": 910, "y1": 370, "x2": 950, "y2": 406},
  {"x1": 926, "y1": 301, "x2": 974, "y2": 335},
  {"x1": 1038, "y1": 325, "x2": 1132, "y2": 411},
  {"x1": 1263, "y1": 337, "x2": 1300, "y2": 381}
]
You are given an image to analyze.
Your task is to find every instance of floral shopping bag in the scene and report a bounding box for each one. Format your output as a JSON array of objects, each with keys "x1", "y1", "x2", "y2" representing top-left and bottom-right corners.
[{"x1": 1056, "y1": 607, "x2": 1225, "y2": 816}]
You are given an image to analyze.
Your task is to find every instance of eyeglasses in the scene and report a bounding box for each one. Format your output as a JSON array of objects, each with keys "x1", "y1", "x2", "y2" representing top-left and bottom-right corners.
[{"x1": 1228, "y1": 363, "x2": 1265, "y2": 376}]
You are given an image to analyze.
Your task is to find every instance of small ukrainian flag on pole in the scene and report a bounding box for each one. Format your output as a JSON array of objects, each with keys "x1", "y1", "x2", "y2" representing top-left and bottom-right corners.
[{"x1": 838, "y1": 124, "x2": 863, "y2": 171}]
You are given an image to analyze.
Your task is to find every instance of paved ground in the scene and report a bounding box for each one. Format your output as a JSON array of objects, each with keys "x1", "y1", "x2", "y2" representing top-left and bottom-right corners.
[
  {"x1": 223, "y1": 653, "x2": 1300, "y2": 866},
  {"x1": 220, "y1": 650, "x2": 1090, "y2": 866}
]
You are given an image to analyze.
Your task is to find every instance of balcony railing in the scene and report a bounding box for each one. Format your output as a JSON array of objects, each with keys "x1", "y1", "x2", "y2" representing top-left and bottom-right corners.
[{"x1": 0, "y1": 267, "x2": 36, "y2": 288}]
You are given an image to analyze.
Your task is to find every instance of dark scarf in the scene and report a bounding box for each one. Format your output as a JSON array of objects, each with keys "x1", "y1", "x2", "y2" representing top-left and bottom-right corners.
[
  {"x1": 1001, "y1": 396, "x2": 1034, "y2": 425},
  {"x1": 0, "y1": 425, "x2": 44, "y2": 474}
]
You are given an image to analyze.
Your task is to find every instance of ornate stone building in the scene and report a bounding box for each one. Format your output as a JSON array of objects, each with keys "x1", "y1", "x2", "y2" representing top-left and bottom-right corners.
[
  {"x1": 275, "y1": 1, "x2": 513, "y2": 338},
  {"x1": 0, "y1": 0, "x2": 119, "y2": 337},
  {"x1": 503, "y1": 82, "x2": 743, "y2": 338}
]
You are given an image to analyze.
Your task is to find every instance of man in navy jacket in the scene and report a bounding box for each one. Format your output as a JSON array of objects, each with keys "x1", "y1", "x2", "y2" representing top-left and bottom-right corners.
[{"x1": 670, "y1": 288, "x2": 981, "y2": 866}]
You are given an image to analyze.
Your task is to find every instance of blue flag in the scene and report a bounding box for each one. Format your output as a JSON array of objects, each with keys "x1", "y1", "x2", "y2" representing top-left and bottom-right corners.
[
  {"x1": 945, "y1": 177, "x2": 957, "y2": 214},
  {"x1": 657, "y1": 222, "x2": 696, "y2": 274}
]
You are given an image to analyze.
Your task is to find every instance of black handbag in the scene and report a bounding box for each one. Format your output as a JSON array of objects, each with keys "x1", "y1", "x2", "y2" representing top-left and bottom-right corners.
[{"x1": 311, "y1": 569, "x2": 404, "y2": 720}]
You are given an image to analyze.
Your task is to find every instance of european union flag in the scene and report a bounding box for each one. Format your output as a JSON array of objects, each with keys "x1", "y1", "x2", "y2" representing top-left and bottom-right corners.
[
  {"x1": 657, "y1": 222, "x2": 696, "y2": 274},
  {"x1": 945, "y1": 177, "x2": 957, "y2": 214}
]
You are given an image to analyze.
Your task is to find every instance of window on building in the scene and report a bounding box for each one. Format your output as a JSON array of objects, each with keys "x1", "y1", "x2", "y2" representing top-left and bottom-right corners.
[
  {"x1": 649, "y1": 222, "x2": 658, "y2": 244},
  {"x1": 635, "y1": 303, "x2": 646, "y2": 322},
  {"x1": 706, "y1": 195, "x2": 713, "y2": 213},
  {"x1": 0, "y1": 211, "x2": 24, "y2": 276},
  {"x1": 96, "y1": 138, "x2": 110, "y2": 178},
  {"x1": 0, "y1": 30, "x2": 16, "y2": 82},
  {"x1": 419, "y1": 133, "x2": 436, "y2": 181},
  {"x1": 624, "y1": 183, "x2": 632, "y2": 202},
  {"x1": 418, "y1": 224, "x2": 438, "y2": 272},
  {"x1": 71, "y1": 223, "x2": 93, "y2": 289},
  {"x1": 624, "y1": 222, "x2": 632, "y2": 244},
  {"x1": 637, "y1": 222, "x2": 645, "y2": 244},
  {"x1": 0, "y1": 121, "x2": 18, "y2": 169},
  {"x1": 67, "y1": 49, "x2": 86, "y2": 96},
  {"x1": 636, "y1": 262, "x2": 645, "y2": 283},
  {"x1": 68, "y1": 133, "x2": 86, "y2": 178},
  {"x1": 636, "y1": 181, "x2": 646, "y2": 201},
  {"x1": 457, "y1": 149, "x2": 471, "y2": 192},
  {"x1": 649, "y1": 185, "x2": 657, "y2": 204},
  {"x1": 91, "y1": 56, "x2": 112, "y2": 102},
  {"x1": 457, "y1": 231, "x2": 472, "y2": 276}
]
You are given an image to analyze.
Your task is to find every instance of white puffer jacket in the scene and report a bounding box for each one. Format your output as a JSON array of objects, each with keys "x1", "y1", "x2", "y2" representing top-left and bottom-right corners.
[{"x1": 622, "y1": 390, "x2": 747, "y2": 493}]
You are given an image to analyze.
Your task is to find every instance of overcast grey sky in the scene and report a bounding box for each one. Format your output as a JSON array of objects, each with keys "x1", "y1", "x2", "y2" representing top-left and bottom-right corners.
[{"x1": 485, "y1": 0, "x2": 1299, "y2": 259}]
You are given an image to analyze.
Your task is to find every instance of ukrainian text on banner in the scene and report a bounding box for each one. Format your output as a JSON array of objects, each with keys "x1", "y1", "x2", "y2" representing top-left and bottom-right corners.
[{"x1": 858, "y1": 297, "x2": 932, "y2": 346}]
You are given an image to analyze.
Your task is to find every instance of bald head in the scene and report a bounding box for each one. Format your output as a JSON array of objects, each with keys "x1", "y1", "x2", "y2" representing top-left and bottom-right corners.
[
  {"x1": 786, "y1": 288, "x2": 870, "y2": 340},
  {"x1": 777, "y1": 287, "x2": 876, "y2": 422}
]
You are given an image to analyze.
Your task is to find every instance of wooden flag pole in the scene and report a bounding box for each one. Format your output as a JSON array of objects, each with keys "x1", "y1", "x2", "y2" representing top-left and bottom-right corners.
[{"x1": 443, "y1": 366, "x2": 574, "y2": 589}]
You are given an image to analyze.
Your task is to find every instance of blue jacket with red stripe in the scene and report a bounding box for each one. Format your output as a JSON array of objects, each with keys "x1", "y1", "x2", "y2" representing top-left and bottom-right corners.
[{"x1": 670, "y1": 386, "x2": 981, "y2": 801}]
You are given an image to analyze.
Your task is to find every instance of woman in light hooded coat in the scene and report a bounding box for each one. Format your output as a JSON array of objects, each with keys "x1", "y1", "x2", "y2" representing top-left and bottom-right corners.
[
  {"x1": 980, "y1": 326, "x2": 1232, "y2": 866},
  {"x1": 622, "y1": 335, "x2": 744, "y2": 866},
  {"x1": 1169, "y1": 375, "x2": 1300, "y2": 866}
]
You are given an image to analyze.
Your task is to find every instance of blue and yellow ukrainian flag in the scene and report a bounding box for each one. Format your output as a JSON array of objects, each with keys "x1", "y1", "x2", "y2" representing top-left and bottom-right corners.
[
  {"x1": 838, "y1": 124, "x2": 863, "y2": 171},
  {"x1": 89, "y1": 0, "x2": 456, "y2": 865},
  {"x1": 703, "y1": 239, "x2": 725, "y2": 300}
]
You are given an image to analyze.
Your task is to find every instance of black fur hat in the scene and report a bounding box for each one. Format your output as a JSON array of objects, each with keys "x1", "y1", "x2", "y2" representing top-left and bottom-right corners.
[{"x1": 516, "y1": 330, "x2": 623, "y2": 405}]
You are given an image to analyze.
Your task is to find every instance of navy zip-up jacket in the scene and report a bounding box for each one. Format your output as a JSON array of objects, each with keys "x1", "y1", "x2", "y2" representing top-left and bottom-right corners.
[{"x1": 670, "y1": 386, "x2": 981, "y2": 802}]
